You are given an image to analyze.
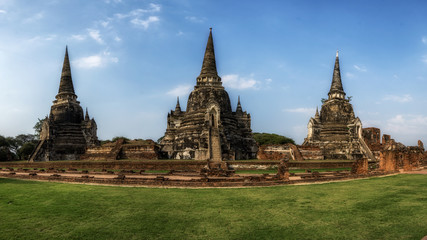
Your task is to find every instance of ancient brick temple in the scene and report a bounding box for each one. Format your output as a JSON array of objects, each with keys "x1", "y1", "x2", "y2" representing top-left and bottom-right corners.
[
  {"x1": 303, "y1": 52, "x2": 374, "y2": 160},
  {"x1": 29, "y1": 47, "x2": 98, "y2": 161},
  {"x1": 161, "y1": 29, "x2": 258, "y2": 160}
]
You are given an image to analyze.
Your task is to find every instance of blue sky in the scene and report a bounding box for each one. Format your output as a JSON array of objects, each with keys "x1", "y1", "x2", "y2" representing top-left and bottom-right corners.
[{"x1": 1, "y1": 0, "x2": 427, "y2": 146}]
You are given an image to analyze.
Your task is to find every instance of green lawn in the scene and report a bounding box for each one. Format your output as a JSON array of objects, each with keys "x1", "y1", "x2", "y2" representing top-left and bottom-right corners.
[{"x1": 0, "y1": 175, "x2": 426, "y2": 240}]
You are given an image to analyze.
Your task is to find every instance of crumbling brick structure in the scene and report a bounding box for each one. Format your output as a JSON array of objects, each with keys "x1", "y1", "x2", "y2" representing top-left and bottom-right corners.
[
  {"x1": 257, "y1": 145, "x2": 293, "y2": 160},
  {"x1": 29, "y1": 47, "x2": 98, "y2": 161},
  {"x1": 351, "y1": 158, "x2": 369, "y2": 175},
  {"x1": 379, "y1": 150, "x2": 400, "y2": 172},
  {"x1": 302, "y1": 52, "x2": 374, "y2": 161},
  {"x1": 161, "y1": 29, "x2": 257, "y2": 160},
  {"x1": 81, "y1": 139, "x2": 160, "y2": 160}
]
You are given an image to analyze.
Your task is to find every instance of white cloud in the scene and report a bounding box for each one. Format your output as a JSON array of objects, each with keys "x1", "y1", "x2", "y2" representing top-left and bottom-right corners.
[
  {"x1": 385, "y1": 114, "x2": 427, "y2": 136},
  {"x1": 71, "y1": 34, "x2": 86, "y2": 41},
  {"x1": 23, "y1": 12, "x2": 44, "y2": 23},
  {"x1": 345, "y1": 72, "x2": 355, "y2": 79},
  {"x1": 363, "y1": 119, "x2": 382, "y2": 127},
  {"x1": 284, "y1": 108, "x2": 316, "y2": 114},
  {"x1": 115, "y1": 4, "x2": 161, "y2": 19},
  {"x1": 147, "y1": 3, "x2": 161, "y2": 12},
  {"x1": 422, "y1": 55, "x2": 427, "y2": 64},
  {"x1": 105, "y1": 0, "x2": 122, "y2": 3},
  {"x1": 100, "y1": 20, "x2": 110, "y2": 28},
  {"x1": 0, "y1": 10, "x2": 7, "y2": 14},
  {"x1": 27, "y1": 34, "x2": 57, "y2": 42},
  {"x1": 353, "y1": 64, "x2": 367, "y2": 72},
  {"x1": 383, "y1": 94, "x2": 413, "y2": 103},
  {"x1": 73, "y1": 51, "x2": 118, "y2": 69},
  {"x1": 222, "y1": 74, "x2": 260, "y2": 90},
  {"x1": 74, "y1": 55, "x2": 103, "y2": 68},
  {"x1": 88, "y1": 29, "x2": 104, "y2": 44},
  {"x1": 167, "y1": 85, "x2": 192, "y2": 96},
  {"x1": 185, "y1": 16, "x2": 206, "y2": 23},
  {"x1": 131, "y1": 16, "x2": 159, "y2": 29},
  {"x1": 176, "y1": 31, "x2": 184, "y2": 36},
  {"x1": 114, "y1": 36, "x2": 121, "y2": 42},
  {"x1": 422, "y1": 36, "x2": 427, "y2": 44},
  {"x1": 44, "y1": 35, "x2": 56, "y2": 41}
]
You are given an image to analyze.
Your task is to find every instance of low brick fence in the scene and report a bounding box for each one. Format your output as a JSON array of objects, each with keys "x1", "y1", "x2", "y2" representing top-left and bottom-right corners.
[{"x1": 0, "y1": 160, "x2": 354, "y2": 171}]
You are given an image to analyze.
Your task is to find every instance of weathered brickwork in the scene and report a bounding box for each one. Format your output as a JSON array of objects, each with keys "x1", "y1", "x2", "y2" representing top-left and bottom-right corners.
[
  {"x1": 29, "y1": 47, "x2": 98, "y2": 161},
  {"x1": 302, "y1": 52, "x2": 374, "y2": 161},
  {"x1": 81, "y1": 139, "x2": 160, "y2": 160},
  {"x1": 351, "y1": 158, "x2": 369, "y2": 175},
  {"x1": 161, "y1": 29, "x2": 257, "y2": 160},
  {"x1": 257, "y1": 145, "x2": 292, "y2": 160},
  {"x1": 257, "y1": 144, "x2": 304, "y2": 161}
]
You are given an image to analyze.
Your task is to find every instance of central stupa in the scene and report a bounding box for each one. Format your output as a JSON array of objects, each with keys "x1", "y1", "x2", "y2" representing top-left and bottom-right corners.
[{"x1": 161, "y1": 29, "x2": 258, "y2": 160}]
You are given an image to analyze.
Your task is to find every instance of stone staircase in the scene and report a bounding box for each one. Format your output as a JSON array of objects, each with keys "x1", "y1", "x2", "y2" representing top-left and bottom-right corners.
[
  {"x1": 29, "y1": 140, "x2": 46, "y2": 162},
  {"x1": 358, "y1": 136, "x2": 376, "y2": 161}
]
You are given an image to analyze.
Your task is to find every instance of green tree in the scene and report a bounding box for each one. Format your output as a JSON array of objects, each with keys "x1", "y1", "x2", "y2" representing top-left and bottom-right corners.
[
  {"x1": 17, "y1": 142, "x2": 36, "y2": 160},
  {"x1": 0, "y1": 134, "x2": 37, "y2": 161},
  {"x1": 111, "y1": 136, "x2": 130, "y2": 143},
  {"x1": 0, "y1": 135, "x2": 14, "y2": 161},
  {"x1": 253, "y1": 132, "x2": 295, "y2": 146},
  {"x1": 33, "y1": 117, "x2": 47, "y2": 138}
]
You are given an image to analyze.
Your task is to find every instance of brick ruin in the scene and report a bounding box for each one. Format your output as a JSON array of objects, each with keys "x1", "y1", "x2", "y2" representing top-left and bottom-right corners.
[
  {"x1": 160, "y1": 29, "x2": 258, "y2": 161},
  {"x1": 21, "y1": 34, "x2": 424, "y2": 170},
  {"x1": 29, "y1": 47, "x2": 98, "y2": 161},
  {"x1": 256, "y1": 144, "x2": 305, "y2": 161},
  {"x1": 302, "y1": 51, "x2": 375, "y2": 161},
  {"x1": 360, "y1": 127, "x2": 424, "y2": 172},
  {"x1": 81, "y1": 138, "x2": 160, "y2": 161}
]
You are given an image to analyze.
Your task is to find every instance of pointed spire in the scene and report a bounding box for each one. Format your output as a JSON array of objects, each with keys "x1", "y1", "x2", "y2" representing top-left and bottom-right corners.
[
  {"x1": 236, "y1": 96, "x2": 243, "y2": 113},
  {"x1": 175, "y1": 96, "x2": 181, "y2": 112},
  {"x1": 58, "y1": 46, "x2": 75, "y2": 94},
  {"x1": 328, "y1": 50, "x2": 346, "y2": 99},
  {"x1": 85, "y1": 107, "x2": 90, "y2": 121},
  {"x1": 315, "y1": 107, "x2": 320, "y2": 119},
  {"x1": 196, "y1": 28, "x2": 221, "y2": 86}
]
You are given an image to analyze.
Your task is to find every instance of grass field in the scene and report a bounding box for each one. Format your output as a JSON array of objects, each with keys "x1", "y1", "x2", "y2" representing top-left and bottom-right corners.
[{"x1": 1, "y1": 175, "x2": 426, "y2": 240}]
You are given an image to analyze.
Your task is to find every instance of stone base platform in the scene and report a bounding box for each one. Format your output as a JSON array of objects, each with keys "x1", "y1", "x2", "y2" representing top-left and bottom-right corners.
[{"x1": 0, "y1": 167, "x2": 394, "y2": 188}]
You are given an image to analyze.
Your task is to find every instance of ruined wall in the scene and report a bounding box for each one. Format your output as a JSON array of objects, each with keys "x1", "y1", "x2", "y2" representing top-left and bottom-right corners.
[
  {"x1": 379, "y1": 150, "x2": 399, "y2": 172},
  {"x1": 121, "y1": 145, "x2": 159, "y2": 160},
  {"x1": 81, "y1": 139, "x2": 160, "y2": 161},
  {"x1": 402, "y1": 147, "x2": 423, "y2": 171},
  {"x1": 298, "y1": 146, "x2": 324, "y2": 160},
  {"x1": 351, "y1": 158, "x2": 368, "y2": 175},
  {"x1": 0, "y1": 160, "x2": 355, "y2": 171},
  {"x1": 257, "y1": 144, "x2": 322, "y2": 161},
  {"x1": 257, "y1": 144, "x2": 292, "y2": 160}
]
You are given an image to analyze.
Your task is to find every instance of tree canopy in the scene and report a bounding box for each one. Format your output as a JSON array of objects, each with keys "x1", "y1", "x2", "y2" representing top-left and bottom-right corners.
[
  {"x1": 253, "y1": 132, "x2": 295, "y2": 146},
  {"x1": 0, "y1": 134, "x2": 38, "y2": 161}
]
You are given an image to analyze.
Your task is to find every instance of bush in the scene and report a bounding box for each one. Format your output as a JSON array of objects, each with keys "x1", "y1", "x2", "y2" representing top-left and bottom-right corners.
[
  {"x1": 253, "y1": 132, "x2": 295, "y2": 146},
  {"x1": 111, "y1": 137, "x2": 130, "y2": 143}
]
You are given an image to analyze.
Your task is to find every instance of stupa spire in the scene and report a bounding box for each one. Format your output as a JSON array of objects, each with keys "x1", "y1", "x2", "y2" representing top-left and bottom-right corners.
[
  {"x1": 175, "y1": 96, "x2": 181, "y2": 112},
  {"x1": 58, "y1": 46, "x2": 75, "y2": 95},
  {"x1": 315, "y1": 107, "x2": 320, "y2": 119},
  {"x1": 328, "y1": 50, "x2": 345, "y2": 99},
  {"x1": 85, "y1": 107, "x2": 90, "y2": 121},
  {"x1": 236, "y1": 96, "x2": 243, "y2": 113},
  {"x1": 197, "y1": 28, "x2": 221, "y2": 86}
]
